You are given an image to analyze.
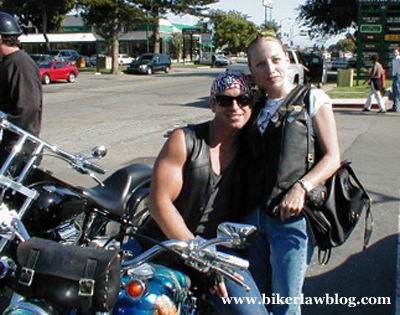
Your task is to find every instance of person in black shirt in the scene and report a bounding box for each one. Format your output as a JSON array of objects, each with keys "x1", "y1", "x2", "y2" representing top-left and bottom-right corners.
[{"x1": 0, "y1": 11, "x2": 42, "y2": 164}]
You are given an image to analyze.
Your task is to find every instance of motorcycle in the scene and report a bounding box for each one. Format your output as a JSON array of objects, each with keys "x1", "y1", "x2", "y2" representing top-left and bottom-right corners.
[
  {"x1": 0, "y1": 110, "x2": 153, "y2": 249},
  {"x1": 0, "y1": 199, "x2": 256, "y2": 314},
  {"x1": 0, "y1": 111, "x2": 257, "y2": 314}
]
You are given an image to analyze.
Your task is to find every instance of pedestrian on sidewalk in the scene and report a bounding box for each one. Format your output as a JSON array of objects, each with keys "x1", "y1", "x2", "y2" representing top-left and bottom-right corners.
[
  {"x1": 389, "y1": 48, "x2": 400, "y2": 112},
  {"x1": 363, "y1": 54, "x2": 386, "y2": 113}
]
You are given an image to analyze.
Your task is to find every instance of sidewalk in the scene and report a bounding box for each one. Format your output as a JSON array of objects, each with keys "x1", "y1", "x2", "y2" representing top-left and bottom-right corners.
[{"x1": 323, "y1": 83, "x2": 395, "y2": 109}]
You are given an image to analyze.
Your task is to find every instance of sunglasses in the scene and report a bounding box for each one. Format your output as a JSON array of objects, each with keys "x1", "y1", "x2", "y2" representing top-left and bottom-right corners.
[
  {"x1": 214, "y1": 94, "x2": 253, "y2": 107},
  {"x1": 247, "y1": 30, "x2": 279, "y2": 48}
]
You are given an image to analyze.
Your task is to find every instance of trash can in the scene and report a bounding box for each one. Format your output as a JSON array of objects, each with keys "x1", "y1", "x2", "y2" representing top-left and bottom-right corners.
[
  {"x1": 77, "y1": 57, "x2": 86, "y2": 68},
  {"x1": 337, "y1": 69, "x2": 354, "y2": 87},
  {"x1": 97, "y1": 56, "x2": 111, "y2": 69}
]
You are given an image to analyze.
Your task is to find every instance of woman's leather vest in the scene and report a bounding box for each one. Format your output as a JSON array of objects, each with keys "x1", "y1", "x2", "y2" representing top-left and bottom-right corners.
[{"x1": 244, "y1": 86, "x2": 319, "y2": 215}]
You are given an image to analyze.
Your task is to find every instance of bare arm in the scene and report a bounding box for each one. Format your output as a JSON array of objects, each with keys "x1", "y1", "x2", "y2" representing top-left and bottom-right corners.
[
  {"x1": 279, "y1": 104, "x2": 341, "y2": 221},
  {"x1": 149, "y1": 129, "x2": 195, "y2": 241}
]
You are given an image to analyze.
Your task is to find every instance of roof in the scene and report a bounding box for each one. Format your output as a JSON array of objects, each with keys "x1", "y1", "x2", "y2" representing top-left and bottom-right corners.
[
  {"x1": 19, "y1": 32, "x2": 103, "y2": 43},
  {"x1": 120, "y1": 31, "x2": 172, "y2": 41},
  {"x1": 172, "y1": 23, "x2": 201, "y2": 31}
]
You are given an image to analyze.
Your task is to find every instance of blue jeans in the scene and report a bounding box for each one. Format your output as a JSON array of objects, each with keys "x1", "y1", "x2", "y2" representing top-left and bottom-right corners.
[
  {"x1": 209, "y1": 266, "x2": 271, "y2": 315},
  {"x1": 392, "y1": 75, "x2": 400, "y2": 111},
  {"x1": 243, "y1": 208, "x2": 314, "y2": 315}
]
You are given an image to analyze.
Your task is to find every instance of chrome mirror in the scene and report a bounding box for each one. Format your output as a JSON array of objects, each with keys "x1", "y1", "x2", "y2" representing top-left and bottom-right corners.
[
  {"x1": 217, "y1": 222, "x2": 257, "y2": 248},
  {"x1": 91, "y1": 145, "x2": 107, "y2": 159}
]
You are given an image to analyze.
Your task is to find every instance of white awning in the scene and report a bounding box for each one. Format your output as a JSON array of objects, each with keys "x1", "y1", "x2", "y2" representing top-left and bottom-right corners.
[{"x1": 19, "y1": 33, "x2": 101, "y2": 43}]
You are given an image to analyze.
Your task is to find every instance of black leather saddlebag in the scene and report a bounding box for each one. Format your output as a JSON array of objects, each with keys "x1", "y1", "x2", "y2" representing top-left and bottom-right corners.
[{"x1": 12, "y1": 237, "x2": 120, "y2": 311}]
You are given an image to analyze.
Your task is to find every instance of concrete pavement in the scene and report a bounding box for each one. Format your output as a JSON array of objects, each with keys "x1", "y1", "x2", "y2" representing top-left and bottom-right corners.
[{"x1": 324, "y1": 82, "x2": 398, "y2": 110}]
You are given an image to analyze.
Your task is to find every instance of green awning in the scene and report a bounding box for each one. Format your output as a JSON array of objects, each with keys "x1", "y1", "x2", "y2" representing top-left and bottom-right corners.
[{"x1": 200, "y1": 42, "x2": 214, "y2": 48}]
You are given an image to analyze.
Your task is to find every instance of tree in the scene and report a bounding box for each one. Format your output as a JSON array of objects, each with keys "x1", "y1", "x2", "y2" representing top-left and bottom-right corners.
[
  {"x1": 298, "y1": 0, "x2": 357, "y2": 39},
  {"x1": 200, "y1": 9, "x2": 250, "y2": 33},
  {"x1": 170, "y1": 32, "x2": 183, "y2": 61},
  {"x1": 78, "y1": 0, "x2": 146, "y2": 74},
  {"x1": 199, "y1": 10, "x2": 257, "y2": 54},
  {"x1": 136, "y1": 0, "x2": 218, "y2": 54},
  {"x1": 0, "y1": 0, "x2": 75, "y2": 51},
  {"x1": 260, "y1": 21, "x2": 279, "y2": 34},
  {"x1": 214, "y1": 16, "x2": 257, "y2": 54},
  {"x1": 329, "y1": 38, "x2": 356, "y2": 53}
]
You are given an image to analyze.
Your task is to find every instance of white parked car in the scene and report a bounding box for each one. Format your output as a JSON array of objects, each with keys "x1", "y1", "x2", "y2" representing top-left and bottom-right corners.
[
  {"x1": 195, "y1": 55, "x2": 233, "y2": 67},
  {"x1": 118, "y1": 54, "x2": 134, "y2": 66}
]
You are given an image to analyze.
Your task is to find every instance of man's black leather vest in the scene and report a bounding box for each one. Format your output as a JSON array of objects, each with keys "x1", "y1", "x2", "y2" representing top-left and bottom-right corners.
[
  {"x1": 139, "y1": 122, "x2": 240, "y2": 247},
  {"x1": 244, "y1": 86, "x2": 319, "y2": 215}
]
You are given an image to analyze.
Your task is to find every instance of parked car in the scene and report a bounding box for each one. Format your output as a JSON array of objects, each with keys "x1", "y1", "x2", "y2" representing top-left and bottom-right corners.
[
  {"x1": 301, "y1": 52, "x2": 328, "y2": 85},
  {"x1": 127, "y1": 53, "x2": 171, "y2": 75},
  {"x1": 225, "y1": 63, "x2": 257, "y2": 90},
  {"x1": 49, "y1": 49, "x2": 80, "y2": 64},
  {"x1": 118, "y1": 54, "x2": 134, "y2": 66},
  {"x1": 38, "y1": 61, "x2": 79, "y2": 84},
  {"x1": 195, "y1": 55, "x2": 233, "y2": 67},
  {"x1": 29, "y1": 54, "x2": 54, "y2": 65},
  {"x1": 331, "y1": 57, "x2": 356, "y2": 71},
  {"x1": 226, "y1": 48, "x2": 305, "y2": 89}
]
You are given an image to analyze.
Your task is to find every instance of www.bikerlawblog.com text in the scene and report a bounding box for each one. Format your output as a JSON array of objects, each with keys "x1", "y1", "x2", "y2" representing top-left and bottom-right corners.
[{"x1": 221, "y1": 293, "x2": 391, "y2": 308}]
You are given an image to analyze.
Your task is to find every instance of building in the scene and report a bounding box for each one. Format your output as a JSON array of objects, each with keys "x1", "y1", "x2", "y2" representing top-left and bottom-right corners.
[{"x1": 19, "y1": 15, "x2": 201, "y2": 59}]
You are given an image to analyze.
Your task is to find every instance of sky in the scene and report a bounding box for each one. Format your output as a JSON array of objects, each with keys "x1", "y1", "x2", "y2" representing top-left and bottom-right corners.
[{"x1": 167, "y1": 0, "x2": 344, "y2": 49}]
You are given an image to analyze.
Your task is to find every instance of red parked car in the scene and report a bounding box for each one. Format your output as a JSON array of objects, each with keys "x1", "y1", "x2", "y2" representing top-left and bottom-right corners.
[{"x1": 38, "y1": 61, "x2": 79, "y2": 85}]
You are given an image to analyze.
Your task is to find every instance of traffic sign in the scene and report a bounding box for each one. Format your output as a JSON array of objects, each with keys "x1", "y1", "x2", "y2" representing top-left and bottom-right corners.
[
  {"x1": 361, "y1": 34, "x2": 381, "y2": 41},
  {"x1": 360, "y1": 24, "x2": 382, "y2": 33},
  {"x1": 182, "y1": 28, "x2": 201, "y2": 35},
  {"x1": 385, "y1": 34, "x2": 400, "y2": 41}
]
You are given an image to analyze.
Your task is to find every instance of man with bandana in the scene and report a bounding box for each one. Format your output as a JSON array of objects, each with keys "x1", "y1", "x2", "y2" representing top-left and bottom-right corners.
[{"x1": 140, "y1": 72, "x2": 270, "y2": 315}]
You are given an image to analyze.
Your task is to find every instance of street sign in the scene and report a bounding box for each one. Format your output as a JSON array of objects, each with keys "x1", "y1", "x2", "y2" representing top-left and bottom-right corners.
[
  {"x1": 360, "y1": 24, "x2": 382, "y2": 33},
  {"x1": 385, "y1": 34, "x2": 400, "y2": 41},
  {"x1": 263, "y1": 0, "x2": 274, "y2": 8},
  {"x1": 182, "y1": 28, "x2": 201, "y2": 35},
  {"x1": 361, "y1": 34, "x2": 381, "y2": 41},
  {"x1": 363, "y1": 43, "x2": 380, "y2": 49}
]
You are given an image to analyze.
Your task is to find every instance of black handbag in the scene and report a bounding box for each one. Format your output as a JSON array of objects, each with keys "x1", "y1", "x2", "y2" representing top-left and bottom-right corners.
[
  {"x1": 297, "y1": 87, "x2": 374, "y2": 264},
  {"x1": 303, "y1": 161, "x2": 373, "y2": 263},
  {"x1": 12, "y1": 237, "x2": 121, "y2": 311}
]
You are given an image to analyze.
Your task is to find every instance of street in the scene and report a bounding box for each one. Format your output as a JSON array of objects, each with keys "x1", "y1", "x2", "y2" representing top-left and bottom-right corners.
[{"x1": 14, "y1": 68, "x2": 400, "y2": 314}]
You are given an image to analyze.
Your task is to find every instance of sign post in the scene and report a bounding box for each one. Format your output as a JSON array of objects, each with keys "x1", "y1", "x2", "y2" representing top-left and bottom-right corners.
[
  {"x1": 356, "y1": 0, "x2": 400, "y2": 83},
  {"x1": 262, "y1": 0, "x2": 274, "y2": 24},
  {"x1": 182, "y1": 28, "x2": 201, "y2": 63}
]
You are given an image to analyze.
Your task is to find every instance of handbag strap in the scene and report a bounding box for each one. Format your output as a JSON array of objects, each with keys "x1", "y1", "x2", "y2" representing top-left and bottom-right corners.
[{"x1": 340, "y1": 161, "x2": 374, "y2": 250}]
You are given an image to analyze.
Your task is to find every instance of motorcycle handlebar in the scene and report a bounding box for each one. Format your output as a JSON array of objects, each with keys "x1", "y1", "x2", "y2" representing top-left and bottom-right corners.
[
  {"x1": 0, "y1": 111, "x2": 106, "y2": 175},
  {"x1": 122, "y1": 237, "x2": 251, "y2": 289}
]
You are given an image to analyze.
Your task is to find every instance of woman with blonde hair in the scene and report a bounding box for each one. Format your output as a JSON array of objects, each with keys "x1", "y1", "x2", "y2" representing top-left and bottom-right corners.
[{"x1": 241, "y1": 32, "x2": 341, "y2": 315}]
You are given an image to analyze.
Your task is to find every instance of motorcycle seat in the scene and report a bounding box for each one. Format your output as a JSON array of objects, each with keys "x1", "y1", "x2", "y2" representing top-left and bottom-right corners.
[{"x1": 80, "y1": 164, "x2": 152, "y2": 217}]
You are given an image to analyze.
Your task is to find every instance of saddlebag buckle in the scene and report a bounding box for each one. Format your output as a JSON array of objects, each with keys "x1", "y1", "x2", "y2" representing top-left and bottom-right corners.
[
  {"x1": 79, "y1": 278, "x2": 95, "y2": 297},
  {"x1": 19, "y1": 267, "x2": 35, "y2": 286}
]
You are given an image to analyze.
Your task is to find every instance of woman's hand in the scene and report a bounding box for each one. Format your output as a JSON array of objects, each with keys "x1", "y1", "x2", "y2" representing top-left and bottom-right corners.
[{"x1": 278, "y1": 183, "x2": 307, "y2": 222}]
